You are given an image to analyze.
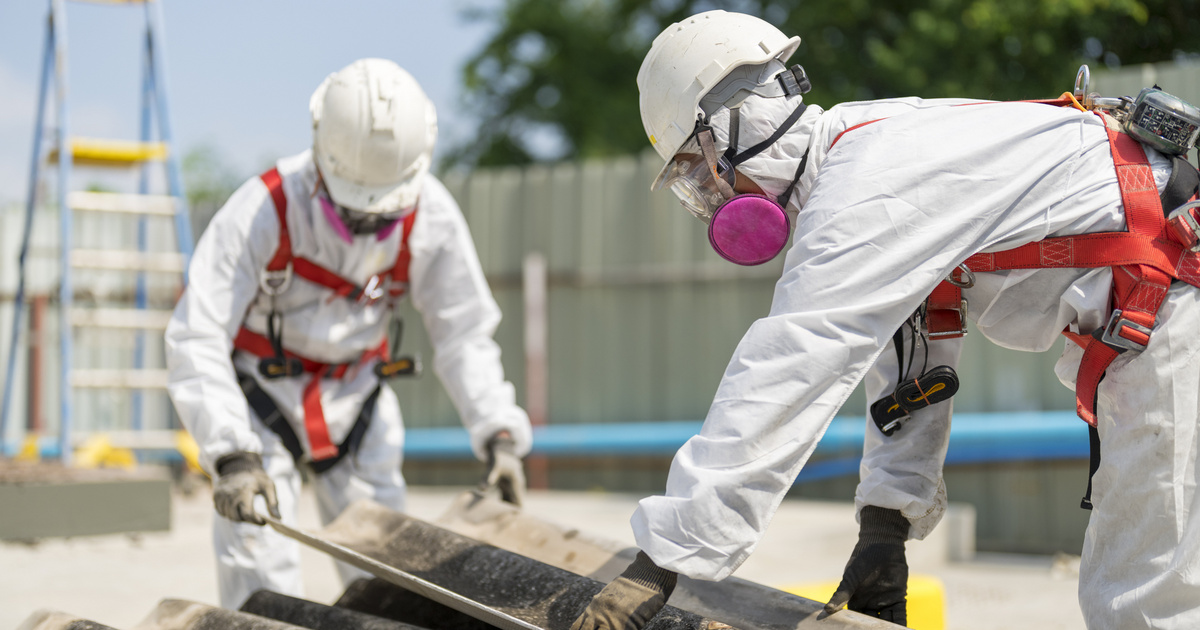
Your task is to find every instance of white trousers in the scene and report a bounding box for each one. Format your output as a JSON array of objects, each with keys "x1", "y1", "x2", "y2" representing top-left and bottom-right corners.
[
  {"x1": 1078, "y1": 283, "x2": 1200, "y2": 629},
  {"x1": 212, "y1": 385, "x2": 406, "y2": 610}
]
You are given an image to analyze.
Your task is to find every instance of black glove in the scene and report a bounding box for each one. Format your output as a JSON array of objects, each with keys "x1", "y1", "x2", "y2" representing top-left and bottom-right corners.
[
  {"x1": 212, "y1": 451, "x2": 280, "y2": 526},
  {"x1": 571, "y1": 551, "x2": 678, "y2": 630},
  {"x1": 480, "y1": 432, "x2": 526, "y2": 506},
  {"x1": 824, "y1": 506, "x2": 909, "y2": 626}
]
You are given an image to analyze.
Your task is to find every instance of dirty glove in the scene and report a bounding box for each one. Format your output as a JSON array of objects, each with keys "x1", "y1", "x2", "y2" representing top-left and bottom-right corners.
[
  {"x1": 571, "y1": 551, "x2": 678, "y2": 630},
  {"x1": 212, "y1": 451, "x2": 279, "y2": 526},
  {"x1": 480, "y1": 431, "x2": 526, "y2": 506},
  {"x1": 824, "y1": 506, "x2": 909, "y2": 625}
]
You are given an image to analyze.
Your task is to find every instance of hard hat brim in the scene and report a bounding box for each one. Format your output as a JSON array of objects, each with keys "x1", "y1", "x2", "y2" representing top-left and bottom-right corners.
[{"x1": 320, "y1": 159, "x2": 425, "y2": 213}]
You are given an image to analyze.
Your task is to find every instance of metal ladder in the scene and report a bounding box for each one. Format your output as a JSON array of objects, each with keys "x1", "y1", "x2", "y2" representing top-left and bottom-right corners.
[{"x1": 0, "y1": 0, "x2": 193, "y2": 465}]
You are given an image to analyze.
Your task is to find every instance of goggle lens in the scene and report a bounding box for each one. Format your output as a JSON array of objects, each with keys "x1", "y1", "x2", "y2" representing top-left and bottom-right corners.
[{"x1": 338, "y1": 206, "x2": 410, "y2": 235}]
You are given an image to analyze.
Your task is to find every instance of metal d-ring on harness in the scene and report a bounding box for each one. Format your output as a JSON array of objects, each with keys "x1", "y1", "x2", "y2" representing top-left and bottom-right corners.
[{"x1": 257, "y1": 264, "x2": 305, "y2": 379}]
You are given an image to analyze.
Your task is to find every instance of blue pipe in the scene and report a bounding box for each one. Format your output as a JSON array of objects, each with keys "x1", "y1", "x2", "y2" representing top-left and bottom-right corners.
[{"x1": 4, "y1": 412, "x2": 1092, "y2": 480}]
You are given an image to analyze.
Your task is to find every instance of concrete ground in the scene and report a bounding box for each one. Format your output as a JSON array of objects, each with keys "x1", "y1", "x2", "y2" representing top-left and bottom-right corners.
[{"x1": 0, "y1": 482, "x2": 1086, "y2": 630}]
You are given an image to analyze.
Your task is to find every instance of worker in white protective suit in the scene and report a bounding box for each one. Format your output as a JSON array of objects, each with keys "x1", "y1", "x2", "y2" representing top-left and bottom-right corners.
[
  {"x1": 571, "y1": 11, "x2": 1200, "y2": 630},
  {"x1": 165, "y1": 58, "x2": 532, "y2": 609}
]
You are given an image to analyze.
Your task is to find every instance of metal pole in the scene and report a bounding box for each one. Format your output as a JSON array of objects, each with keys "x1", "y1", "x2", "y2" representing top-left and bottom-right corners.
[
  {"x1": 1, "y1": 10, "x2": 56, "y2": 457},
  {"x1": 52, "y1": 0, "x2": 74, "y2": 466},
  {"x1": 131, "y1": 17, "x2": 155, "y2": 433},
  {"x1": 522, "y1": 252, "x2": 548, "y2": 489},
  {"x1": 148, "y1": 0, "x2": 194, "y2": 262},
  {"x1": 29, "y1": 295, "x2": 47, "y2": 435}
]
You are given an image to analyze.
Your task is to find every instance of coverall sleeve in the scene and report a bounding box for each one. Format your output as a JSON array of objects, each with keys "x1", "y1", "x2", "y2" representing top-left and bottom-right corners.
[
  {"x1": 407, "y1": 182, "x2": 533, "y2": 461},
  {"x1": 165, "y1": 180, "x2": 275, "y2": 474},
  {"x1": 857, "y1": 331, "x2": 964, "y2": 539}
]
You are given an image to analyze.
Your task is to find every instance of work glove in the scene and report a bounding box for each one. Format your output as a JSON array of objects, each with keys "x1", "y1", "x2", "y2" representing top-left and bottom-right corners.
[
  {"x1": 824, "y1": 506, "x2": 909, "y2": 626},
  {"x1": 571, "y1": 551, "x2": 678, "y2": 630},
  {"x1": 212, "y1": 451, "x2": 280, "y2": 526},
  {"x1": 480, "y1": 431, "x2": 526, "y2": 506}
]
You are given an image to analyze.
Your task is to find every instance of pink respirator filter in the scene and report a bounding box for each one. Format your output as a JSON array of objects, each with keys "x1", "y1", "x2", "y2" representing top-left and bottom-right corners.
[{"x1": 707, "y1": 194, "x2": 791, "y2": 266}]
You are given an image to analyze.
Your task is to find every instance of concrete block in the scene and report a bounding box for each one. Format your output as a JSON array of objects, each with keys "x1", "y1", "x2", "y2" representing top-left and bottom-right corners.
[{"x1": 0, "y1": 465, "x2": 170, "y2": 540}]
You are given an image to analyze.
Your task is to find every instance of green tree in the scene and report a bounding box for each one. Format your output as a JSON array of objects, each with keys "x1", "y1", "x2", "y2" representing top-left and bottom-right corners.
[
  {"x1": 181, "y1": 144, "x2": 244, "y2": 238},
  {"x1": 452, "y1": 0, "x2": 1200, "y2": 168}
]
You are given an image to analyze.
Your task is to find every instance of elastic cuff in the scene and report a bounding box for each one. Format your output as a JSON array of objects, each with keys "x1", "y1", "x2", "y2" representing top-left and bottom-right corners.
[
  {"x1": 215, "y1": 451, "x2": 263, "y2": 477},
  {"x1": 859, "y1": 505, "x2": 910, "y2": 544},
  {"x1": 622, "y1": 551, "x2": 679, "y2": 595},
  {"x1": 488, "y1": 433, "x2": 517, "y2": 454}
]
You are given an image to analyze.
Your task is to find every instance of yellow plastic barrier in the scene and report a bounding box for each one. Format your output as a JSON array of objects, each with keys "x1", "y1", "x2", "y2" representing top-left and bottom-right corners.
[
  {"x1": 175, "y1": 430, "x2": 204, "y2": 475},
  {"x1": 74, "y1": 435, "x2": 137, "y2": 470},
  {"x1": 781, "y1": 574, "x2": 945, "y2": 630},
  {"x1": 15, "y1": 434, "x2": 41, "y2": 462}
]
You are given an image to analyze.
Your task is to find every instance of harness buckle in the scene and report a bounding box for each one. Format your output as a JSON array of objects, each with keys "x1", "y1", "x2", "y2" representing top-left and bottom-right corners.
[
  {"x1": 1098, "y1": 309, "x2": 1152, "y2": 354},
  {"x1": 357, "y1": 275, "x2": 385, "y2": 305},
  {"x1": 374, "y1": 356, "x2": 421, "y2": 379},
  {"x1": 926, "y1": 299, "x2": 969, "y2": 340},
  {"x1": 260, "y1": 263, "x2": 293, "y2": 296},
  {"x1": 1168, "y1": 200, "x2": 1200, "y2": 253}
]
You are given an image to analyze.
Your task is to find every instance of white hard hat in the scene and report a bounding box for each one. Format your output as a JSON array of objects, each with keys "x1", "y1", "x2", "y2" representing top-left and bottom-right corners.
[
  {"x1": 310, "y1": 58, "x2": 437, "y2": 213},
  {"x1": 637, "y1": 10, "x2": 801, "y2": 161}
]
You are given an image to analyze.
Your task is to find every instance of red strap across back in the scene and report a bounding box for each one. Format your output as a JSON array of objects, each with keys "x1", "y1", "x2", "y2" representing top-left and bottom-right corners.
[
  {"x1": 920, "y1": 112, "x2": 1196, "y2": 426},
  {"x1": 250, "y1": 167, "x2": 413, "y2": 460}
]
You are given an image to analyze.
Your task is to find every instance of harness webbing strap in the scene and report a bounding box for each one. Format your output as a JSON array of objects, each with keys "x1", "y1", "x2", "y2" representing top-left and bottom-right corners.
[
  {"x1": 250, "y1": 165, "x2": 414, "y2": 461},
  {"x1": 234, "y1": 327, "x2": 388, "y2": 462},
  {"x1": 237, "y1": 371, "x2": 381, "y2": 474},
  {"x1": 924, "y1": 275, "x2": 966, "y2": 338},
  {"x1": 262, "y1": 168, "x2": 293, "y2": 273},
  {"x1": 1071, "y1": 122, "x2": 1172, "y2": 425},
  {"x1": 924, "y1": 114, "x2": 1189, "y2": 426},
  {"x1": 388, "y1": 211, "x2": 418, "y2": 296},
  {"x1": 258, "y1": 168, "x2": 417, "y2": 300}
]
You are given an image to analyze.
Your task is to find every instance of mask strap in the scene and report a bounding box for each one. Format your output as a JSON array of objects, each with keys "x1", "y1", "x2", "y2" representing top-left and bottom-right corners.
[
  {"x1": 697, "y1": 128, "x2": 735, "y2": 199},
  {"x1": 722, "y1": 106, "x2": 742, "y2": 164},
  {"x1": 777, "y1": 147, "x2": 810, "y2": 207},
  {"x1": 728, "y1": 102, "x2": 808, "y2": 168}
]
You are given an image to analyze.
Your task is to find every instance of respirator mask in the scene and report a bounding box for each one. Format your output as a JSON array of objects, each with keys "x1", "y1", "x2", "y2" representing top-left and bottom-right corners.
[{"x1": 653, "y1": 102, "x2": 810, "y2": 266}]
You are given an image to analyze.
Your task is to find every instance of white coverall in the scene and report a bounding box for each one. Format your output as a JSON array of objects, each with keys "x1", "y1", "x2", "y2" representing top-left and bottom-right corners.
[
  {"x1": 631, "y1": 96, "x2": 1200, "y2": 629},
  {"x1": 165, "y1": 150, "x2": 532, "y2": 609}
]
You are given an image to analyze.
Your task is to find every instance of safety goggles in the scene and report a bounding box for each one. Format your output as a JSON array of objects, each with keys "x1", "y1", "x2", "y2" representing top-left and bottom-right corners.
[
  {"x1": 315, "y1": 170, "x2": 414, "y2": 236},
  {"x1": 651, "y1": 125, "x2": 736, "y2": 223},
  {"x1": 337, "y1": 204, "x2": 410, "y2": 235}
]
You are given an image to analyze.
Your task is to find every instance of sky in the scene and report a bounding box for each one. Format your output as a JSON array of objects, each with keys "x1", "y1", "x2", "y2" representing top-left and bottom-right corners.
[{"x1": 0, "y1": 0, "x2": 501, "y2": 203}]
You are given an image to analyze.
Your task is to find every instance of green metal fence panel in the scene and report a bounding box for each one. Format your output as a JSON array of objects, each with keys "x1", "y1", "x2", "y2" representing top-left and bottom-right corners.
[{"x1": 394, "y1": 142, "x2": 1092, "y2": 434}]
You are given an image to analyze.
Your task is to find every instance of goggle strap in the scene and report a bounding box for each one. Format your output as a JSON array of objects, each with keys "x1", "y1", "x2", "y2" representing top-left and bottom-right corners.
[
  {"x1": 697, "y1": 129, "x2": 735, "y2": 199},
  {"x1": 777, "y1": 147, "x2": 810, "y2": 208},
  {"x1": 728, "y1": 102, "x2": 809, "y2": 168}
]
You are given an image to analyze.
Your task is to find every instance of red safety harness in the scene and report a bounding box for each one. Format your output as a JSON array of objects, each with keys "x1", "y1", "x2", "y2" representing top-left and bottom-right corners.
[
  {"x1": 836, "y1": 97, "x2": 1200, "y2": 427},
  {"x1": 233, "y1": 167, "x2": 417, "y2": 461}
]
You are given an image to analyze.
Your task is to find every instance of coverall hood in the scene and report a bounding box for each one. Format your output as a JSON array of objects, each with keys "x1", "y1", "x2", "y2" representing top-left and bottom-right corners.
[{"x1": 706, "y1": 93, "x2": 824, "y2": 212}]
